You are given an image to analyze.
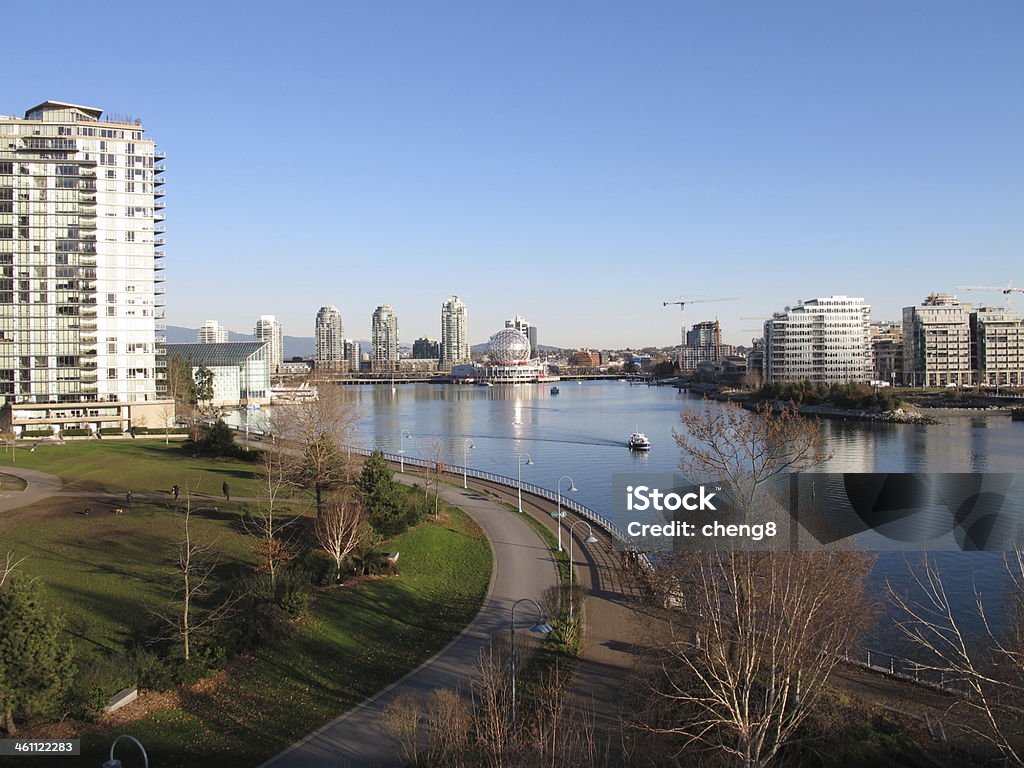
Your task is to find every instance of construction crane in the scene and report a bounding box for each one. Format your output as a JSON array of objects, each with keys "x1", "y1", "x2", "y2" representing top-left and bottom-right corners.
[
  {"x1": 662, "y1": 297, "x2": 740, "y2": 348},
  {"x1": 956, "y1": 281, "x2": 1024, "y2": 310}
]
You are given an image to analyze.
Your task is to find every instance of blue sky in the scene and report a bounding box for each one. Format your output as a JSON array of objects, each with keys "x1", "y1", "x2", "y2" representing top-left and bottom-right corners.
[{"x1": 6, "y1": 1, "x2": 1023, "y2": 348}]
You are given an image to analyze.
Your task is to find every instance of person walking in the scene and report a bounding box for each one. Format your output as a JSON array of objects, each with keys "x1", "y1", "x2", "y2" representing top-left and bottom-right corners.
[
  {"x1": 172, "y1": 484, "x2": 180, "y2": 500},
  {"x1": 222, "y1": 481, "x2": 230, "y2": 501},
  {"x1": 126, "y1": 490, "x2": 134, "y2": 509}
]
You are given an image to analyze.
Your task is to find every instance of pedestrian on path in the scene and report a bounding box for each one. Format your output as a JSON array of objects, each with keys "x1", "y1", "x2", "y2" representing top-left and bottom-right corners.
[
  {"x1": 222, "y1": 481, "x2": 230, "y2": 501},
  {"x1": 172, "y1": 484, "x2": 180, "y2": 500},
  {"x1": 126, "y1": 490, "x2": 133, "y2": 509}
]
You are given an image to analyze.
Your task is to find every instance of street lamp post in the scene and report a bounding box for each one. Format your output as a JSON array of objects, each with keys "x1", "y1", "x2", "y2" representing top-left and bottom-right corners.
[
  {"x1": 514, "y1": 452, "x2": 533, "y2": 513},
  {"x1": 462, "y1": 439, "x2": 474, "y2": 489},
  {"x1": 105, "y1": 734, "x2": 150, "y2": 767},
  {"x1": 399, "y1": 429, "x2": 412, "y2": 473},
  {"x1": 568, "y1": 520, "x2": 598, "y2": 621},
  {"x1": 554, "y1": 475, "x2": 578, "y2": 552},
  {"x1": 509, "y1": 597, "x2": 552, "y2": 723}
]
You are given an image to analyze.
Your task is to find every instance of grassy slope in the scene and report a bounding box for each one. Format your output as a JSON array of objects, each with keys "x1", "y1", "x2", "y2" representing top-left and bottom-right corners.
[
  {"x1": 75, "y1": 507, "x2": 492, "y2": 767},
  {"x1": 2, "y1": 444, "x2": 492, "y2": 767}
]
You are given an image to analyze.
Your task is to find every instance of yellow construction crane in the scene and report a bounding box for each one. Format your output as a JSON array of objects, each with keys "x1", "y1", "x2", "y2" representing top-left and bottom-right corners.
[
  {"x1": 662, "y1": 297, "x2": 740, "y2": 348},
  {"x1": 956, "y1": 281, "x2": 1024, "y2": 310}
]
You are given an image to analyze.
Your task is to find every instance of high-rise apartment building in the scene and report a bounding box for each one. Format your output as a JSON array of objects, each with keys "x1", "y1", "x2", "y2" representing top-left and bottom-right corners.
[
  {"x1": 869, "y1": 321, "x2": 903, "y2": 385},
  {"x1": 314, "y1": 305, "x2": 344, "y2": 371},
  {"x1": 764, "y1": 296, "x2": 871, "y2": 383},
  {"x1": 902, "y1": 294, "x2": 972, "y2": 387},
  {"x1": 371, "y1": 304, "x2": 399, "y2": 372},
  {"x1": 679, "y1": 320, "x2": 734, "y2": 371},
  {"x1": 0, "y1": 100, "x2": 172, "y2": 434},
  {"x1": 254, "y1": 314, "x2": 283, "y2": 373},
  {"x1": 344, "y1": 339, "x2": 361, "y2": 371},
  {"x1": 197, "y1": 320, "x2": 229, "y2": 344},
  {"x1": 412, "y1": 337, "x2": 440, "y2": 359},
  {"x1": 971, "y1": 307, "x2": 1024, "y2": 388},
  {"x1": 440, "y1": 292, "x2": 471, "y2": 368},
  {"x1": 505, "y1": 315, "x2": 538, "y2": 358},
  {"x1": 440, "y1": 295, "x2": 469, "y2": 368}
]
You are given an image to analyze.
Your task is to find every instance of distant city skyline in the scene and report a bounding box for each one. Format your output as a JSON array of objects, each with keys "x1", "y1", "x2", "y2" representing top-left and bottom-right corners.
[{"x1": 6, "y1": 2, "x2": 1021, "y2": 348}]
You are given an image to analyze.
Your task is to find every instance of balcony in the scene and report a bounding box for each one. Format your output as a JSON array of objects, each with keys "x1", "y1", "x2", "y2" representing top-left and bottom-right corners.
[
  {"x1": 155, "y1": 200, "x2": 165, "y2": 210},
  {"x1": 154, "y1": 175, "x2": 166, "y2": 185},
  {"x1": 154, "y1": 164, "x2": 166, "y2": 174},
  {"x1": 154, "y1": 226, "x2": 166, "y2": 235},
  {"x1": 154, "y1": 151, "x2": 166, "y2": 161},
  {"x1": 154, "y1": 187, "x2": 165, "y2": 198}
]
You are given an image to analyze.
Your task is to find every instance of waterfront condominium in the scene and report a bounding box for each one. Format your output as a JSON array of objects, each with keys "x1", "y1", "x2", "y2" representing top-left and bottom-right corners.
[
  {"x1": 440, "y1": 295, "x2": 469, "y2": 369},
  {"x1": 0, "y1": 100, "x2": 173, "y2": 435},
  {"x1": 197, "y1": 319, "x2": 229, "y2": 344},
  {"x1": 764, "y1": 295, "x2": 871, "y2": 383},
  {"x1": 254, "y1": 314, "x2": 283, "y2": 373},
  {"x1": 971, "y1": 306, "x2": 1024, "y2": 388},
  {"x1": 314, "y1": 305, "x2": 345, "y2": 372},
  {"x1": 902, "y1": 293, "x2": 973, "y2": 388},
  {"x1": 371, "y1": 304, "x2": 399, "y2": 372}
]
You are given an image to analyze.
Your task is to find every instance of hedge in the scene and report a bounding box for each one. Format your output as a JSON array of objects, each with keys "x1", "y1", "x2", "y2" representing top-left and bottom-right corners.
[{"x1": 61, "y1": 428, "x2": 92, "y2": 437}]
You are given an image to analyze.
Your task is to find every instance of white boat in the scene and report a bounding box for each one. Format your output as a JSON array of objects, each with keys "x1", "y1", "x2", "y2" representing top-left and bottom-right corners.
[{"x1": 628, "y1": 431, "x2": 651, "y2": 451}]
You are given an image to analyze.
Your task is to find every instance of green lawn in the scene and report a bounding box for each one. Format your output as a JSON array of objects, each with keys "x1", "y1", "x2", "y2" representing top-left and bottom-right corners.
[
  {"x1": 1, "y1": 443, "x2": 493, "y2": 768},
  {"x1": 0, "y1": 440, "x2": 269, "y2": 499},
  {"x1": 74, "y1": 506, "x2": 492, "y2": 767},
  {"x1": 0, "y1": 498, "x2": 257, "y2": 655}
]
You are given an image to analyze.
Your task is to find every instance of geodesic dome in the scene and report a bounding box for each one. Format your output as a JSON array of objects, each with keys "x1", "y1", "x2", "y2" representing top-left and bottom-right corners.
[{"x1": 488, "y1": 328, "x2": 532, "y2": 364}]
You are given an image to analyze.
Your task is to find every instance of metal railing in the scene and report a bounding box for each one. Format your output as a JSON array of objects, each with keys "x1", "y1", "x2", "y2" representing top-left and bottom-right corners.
[{"x1": 344, "y1": 445, "x2": 649, "y2": 567}]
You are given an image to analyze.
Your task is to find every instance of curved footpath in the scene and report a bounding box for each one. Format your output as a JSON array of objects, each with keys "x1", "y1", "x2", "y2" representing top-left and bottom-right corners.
[
  {"x1": 0, "y1": 466, "x2": 63, "y2": 513},
  {"x1": 258, "y1": 475, "x2": 560, "y2": 768}
]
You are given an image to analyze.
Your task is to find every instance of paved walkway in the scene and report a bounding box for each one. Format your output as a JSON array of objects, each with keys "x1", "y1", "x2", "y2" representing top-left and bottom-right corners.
[
  {"x1": 0, "y1": 466, "x2": 63, "y2": 513},
  {"x1": 259, "y1": 477, "x2": 560, "y2": 768}
]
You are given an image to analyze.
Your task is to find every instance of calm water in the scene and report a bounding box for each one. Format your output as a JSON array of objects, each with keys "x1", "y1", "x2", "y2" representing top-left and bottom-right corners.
[{"x1": 237, "y1": 380, "x2": 1024, "y2": 647}]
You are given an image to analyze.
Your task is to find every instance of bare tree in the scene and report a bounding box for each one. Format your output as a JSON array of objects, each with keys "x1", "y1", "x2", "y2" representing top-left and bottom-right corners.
[
  {"x1": 245, "y1": 449, "x2": 301, "y2": 590},
  {"x1": 155, "y1": 490, "x2": 236, "y2": 663},
  {"x1": 639, "y1": 550, "x2": 873, "y2": 767},
  {"x1": 634, "y1": 399, "x2": 872, "y2": 767},
  {"x1": 314, "y1": 491, "x2": 366, "y2": 582},
  {"x1": 156, "y1": 400, "x2": 177, "y2": 445},
  {"x1": 271, "y1": 381, "x2": 360, "y2": 515},
  {"x1": 0, "y1": 552, "x2": 24, "y2": 590},
  {"x1": 423, "y1": 437, "x2": 448, "y2": 518},
  {"x1": 674, "y1": 400, "x2": 830, "y2": 514},
  {"x1": 889, "y1": 550, "x2": 1024, "y2": 765}
]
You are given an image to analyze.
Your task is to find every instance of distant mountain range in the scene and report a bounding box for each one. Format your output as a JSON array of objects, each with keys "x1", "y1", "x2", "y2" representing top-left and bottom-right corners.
[
  {"x1": 165, "y1": 326, "x2": 329, "y2": 359},
  {"x1": 167, "y1": 326, "x2": 566, "y2": 359}
]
